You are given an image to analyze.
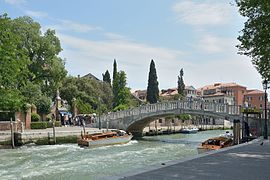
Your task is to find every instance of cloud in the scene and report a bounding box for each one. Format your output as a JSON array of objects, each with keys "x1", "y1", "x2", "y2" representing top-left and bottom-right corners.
[
  {"x1": 195, "y1": 33, "x2": 236, "y2": 53},
  {"x1": 47, "y1": 20, "x2": 102, "y2": 33},
  {"x1": 172, "y1": 0, "x2": 232, "y2": 26},
  {"x1": 4, "y1": 0, "x2": 25, "y2": 5},
  {"x1": 57, "y1": 33, "x2": 185, "y2": 89},
  {"x1": 58, "y1": 32, "x2": 262, "y2": 91},
  {"x1": 25, "y1": 10, "x2": 47, "y2": 18},
  {"x1": 103, "y1": 32, "x2": 129, "y2": 40}
]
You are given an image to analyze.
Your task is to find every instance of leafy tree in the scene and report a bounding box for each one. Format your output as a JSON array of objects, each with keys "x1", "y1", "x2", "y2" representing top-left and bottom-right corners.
[
  {"x1": 76, "y1": 98, "x2": 94, "y2": 114},
  {"x1": 102, "y1": 70, "x2": 111, "y2": 85},
  {"x1": 146, "y1": 59, "x2": 159, "y2": 104},
  {"x1": 113, "y1": 71, "x2": 130, "y2": 108},
  {"x1": 0, "y1": 89, "x2": 24, "y2": 112},
  {"x1": 0, "y1": 14, "x2": 30, "y2": 111},
  {"x1": 0, "y1": 14, "x2": 67, "y2": 111},
  {"x1": 11, "y1": 16, "x2": 67, "y2": 97},
  {"x1": 0, "y1": 14, "x2": 30, "y2": 90},
  {"x1": 177, "y1": 68, "x2": 185, "y2": 98},
  {"x1": 35, "y1": 95, "x2": 52, "y2": 115},
  {"x1": 60, "y1": 76, "x2": 113, "y2": 114},
  {"x1": 236, "y1": 0, "x2": 270, "y2": 81},
  {"x1": 20, "y1": 83, "x2": 42, "y2": 105}
]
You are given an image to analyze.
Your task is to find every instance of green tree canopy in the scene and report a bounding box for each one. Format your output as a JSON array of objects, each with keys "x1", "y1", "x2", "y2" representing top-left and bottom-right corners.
[
  {"x1": 102, "y1": 70, "x2": 111, "y2": 85},
  {"x1": 60, "y1": 76, "x2": 113, "y2": 114},
  {"x1": 0, "y1": 14, "x2": 67, "y2": 111},
  {"x1": 113, "y1": 71, "x2": 130, "y2": 109},
  {"x1": 236, "y1": 0, "x2": 270, "y2": 81},
  {"x1": 146, "y1": 59, "x2": 159, "y2": 104}
]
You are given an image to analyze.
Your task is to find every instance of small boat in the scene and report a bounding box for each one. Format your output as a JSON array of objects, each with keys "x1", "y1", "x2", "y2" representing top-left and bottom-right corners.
[
  {"x1": 219, "y1": 131, "x2": 233, "y2": 138},
  {"x1": 179, "y1": 127, "x2": 199, "y2": 134},
  {"x1": 78, "y1": 130, "x2": 133, "y2": 147},
  {"x1": 197, "y1": 136, "x2": 233, "y2": 153}
]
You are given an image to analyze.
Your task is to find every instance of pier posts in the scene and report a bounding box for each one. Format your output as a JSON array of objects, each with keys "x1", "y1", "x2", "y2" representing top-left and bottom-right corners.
[
  {"x1": 233, "y1": 119, "x2": 241, "y2": 145},
  {"x1": 10, "y1": 118, "x2": 15, "y2": 149},
  {"x1": 52, "y1": 120, "x2": 56, "y2": 144}
]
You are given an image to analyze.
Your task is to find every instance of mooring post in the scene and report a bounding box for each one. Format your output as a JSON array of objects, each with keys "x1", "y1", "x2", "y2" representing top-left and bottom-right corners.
[
  {"x1": 52, "y1": 120, "x2": 56, "y2": 144},
  {"x1": 48, "y1": 132, "x2": 51, "y2": 145},
  {"x1": 10, "y1": 118, "x2": 15, "y2": 149}
]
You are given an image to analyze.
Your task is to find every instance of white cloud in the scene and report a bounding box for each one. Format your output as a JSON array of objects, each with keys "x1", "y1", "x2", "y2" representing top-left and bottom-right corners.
[
  {"x1": 172, "y1": 0, "x2": 232, "y2": 26},
  {"x1": 58, "y1": 33, "x2": 262, "y2": 91},
  {"x1": 103, "y1": 32, "x2": 129, "y2": 40},
  {"x1": 58, "y1": 33, "x2": 186, "y2": 89},
  {"x1": 196, "y1": 33, "x2": 236, "y2": 53},
  {"x1": 25, "y1": 10, "x2": 47, "y2": 18},
  {"x1": 49, "y1": 20, "x2": 102, "y2": 33},
  {"x1": 4, "y1": 0, "x2": 25, "y2": 5}
]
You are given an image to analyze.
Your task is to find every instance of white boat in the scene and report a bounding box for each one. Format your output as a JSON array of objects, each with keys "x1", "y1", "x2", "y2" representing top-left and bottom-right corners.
[
  {"x1": 179, "y1": 127, "x2": 199, "y2": 134},
  {"x1": 78, "y1": 130, "x2": 133, "y2": 147}
]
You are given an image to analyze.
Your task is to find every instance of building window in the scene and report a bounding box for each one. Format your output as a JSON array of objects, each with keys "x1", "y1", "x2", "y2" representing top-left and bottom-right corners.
[
  {"x1": 260, "y1": 104, "x2": 263, "y2": 108},
  {"x1": 159, "y1": 119, "x2": 162, "y2": 123},
  {"x1": 259, "y1": 96, "x2": 264, "y2": 101}
]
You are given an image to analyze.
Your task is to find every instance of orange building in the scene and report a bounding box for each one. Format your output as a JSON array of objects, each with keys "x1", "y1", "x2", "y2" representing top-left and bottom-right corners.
[
  {"x1": 198, "y1": 83, "x2": 247, "y2": 106},
  {"x1": 244, "y1": 90, "x2": 266, "y2": 109}
]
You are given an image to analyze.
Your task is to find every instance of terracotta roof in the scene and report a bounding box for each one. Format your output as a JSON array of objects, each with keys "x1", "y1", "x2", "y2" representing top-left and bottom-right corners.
[
  {"x1": 198, "y1": 82, "x2": 246, "y2": 91},
  {"x1": 244, "y1": 89, "x2": 264, "y2": 95}
]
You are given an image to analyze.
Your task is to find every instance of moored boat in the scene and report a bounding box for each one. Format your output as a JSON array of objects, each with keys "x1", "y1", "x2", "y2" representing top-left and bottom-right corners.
[
  {"x1": 179, "y1": 127, "x2": 199, "y2": 134},
  {"x1": 78, "y1": 130, "x2": 133, "y2": 147},
  {"x1": 197, "y1": 136, "x2": 233, "y2": 153}
]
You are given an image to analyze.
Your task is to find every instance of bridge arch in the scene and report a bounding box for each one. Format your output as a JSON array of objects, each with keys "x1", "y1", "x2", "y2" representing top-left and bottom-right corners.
[{"x1": 98, "y1": 100, "x2": 242, "y2": 136}]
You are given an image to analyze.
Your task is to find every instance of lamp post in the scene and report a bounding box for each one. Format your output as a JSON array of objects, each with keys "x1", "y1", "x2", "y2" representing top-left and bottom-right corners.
[{"x1": 262, "y1": 80, "x2": 269, "y2": 139}]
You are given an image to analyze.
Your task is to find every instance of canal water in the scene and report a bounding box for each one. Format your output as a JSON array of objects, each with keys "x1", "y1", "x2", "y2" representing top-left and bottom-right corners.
[{"x1": 0, "y1": 130, "x2": 229, "y2": 180}]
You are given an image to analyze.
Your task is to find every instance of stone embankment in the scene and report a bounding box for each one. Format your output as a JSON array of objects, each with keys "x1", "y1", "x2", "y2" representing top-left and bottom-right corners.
[{"x1": 0, "y1": 126, "x2": 104, "y2": 148}]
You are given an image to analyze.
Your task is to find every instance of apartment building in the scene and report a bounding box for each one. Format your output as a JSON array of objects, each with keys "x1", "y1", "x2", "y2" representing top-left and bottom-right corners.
[
  {"x1": 197, "y1": 83, "x2": 247, "y2": 106},
  {"x1": 244, "y1": 90, "x2": 266, "y2": 109}
]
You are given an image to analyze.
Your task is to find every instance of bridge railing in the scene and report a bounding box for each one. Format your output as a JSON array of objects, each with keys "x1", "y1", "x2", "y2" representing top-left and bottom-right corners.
[{"x1": 100, "y1": 100, "x2": 241, "y2": 121}]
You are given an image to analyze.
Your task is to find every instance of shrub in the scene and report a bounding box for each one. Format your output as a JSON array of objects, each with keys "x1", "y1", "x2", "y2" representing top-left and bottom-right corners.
[
  {"x1": 46, "y1": 116, "x2": 52, "y2": 121},
  {"x1": 30, "y1": 122, "x2": 47, "y2": 129},
  {"x1": 31, "y1": 113, "x2": 40, "y2": 122},
  {"x1": 46, "y1": 121, "x2": 61, "y2": 128}
]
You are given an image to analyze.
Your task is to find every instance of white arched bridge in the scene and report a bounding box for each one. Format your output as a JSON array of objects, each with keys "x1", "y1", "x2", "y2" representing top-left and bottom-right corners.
[{"x1": 97, "y1": 100, "x2": 243, "y2": 136}]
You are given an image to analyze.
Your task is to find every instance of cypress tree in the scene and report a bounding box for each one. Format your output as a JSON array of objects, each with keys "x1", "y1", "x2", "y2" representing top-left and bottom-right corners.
[
  {"x1": 102, "y1": 70, "x2": 111, "y2": 85},
  {"x1": 112, "y1": 59, "x2": 118, "y2": 107},
  {"x1": 146, "y1": 59, "x2": 159, "y2": 104},
  {"x1": 177, "y1": 68, "x2": 185, "y2": 98},
  {"x1": 113, "y1": 59, "x2": 117, "y2": 82}
]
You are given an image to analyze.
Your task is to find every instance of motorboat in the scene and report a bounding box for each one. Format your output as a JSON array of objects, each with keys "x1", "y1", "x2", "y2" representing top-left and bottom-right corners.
[
  {"x1": 78, "y1": 130, "x2": 133, "y2": 147},
  {"x1": 197, "y1": 136, "x2": 233, "y2": 153},
  {"x1": 179, "y1": 127, "x2": 199, "y2": 134}
]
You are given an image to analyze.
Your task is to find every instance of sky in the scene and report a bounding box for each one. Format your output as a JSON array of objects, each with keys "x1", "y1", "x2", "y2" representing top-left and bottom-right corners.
[{"x1": 0, "y1": 0, "x2": 264, "y2": 92}]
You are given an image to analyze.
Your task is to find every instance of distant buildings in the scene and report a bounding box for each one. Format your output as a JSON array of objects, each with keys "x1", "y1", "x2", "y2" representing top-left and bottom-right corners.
[
  {"x1": 133, "y1": 82, "x2": 268, "y2": 109},
  {"x1": 197, "y1": 82, "x2": 267, "y2": 109},
  {"x1": 244, "y1": 89, "x2": 266, "y2": 109},
  {"x1": 159, "y1": 86, "x2": 197, "y2": 100}
]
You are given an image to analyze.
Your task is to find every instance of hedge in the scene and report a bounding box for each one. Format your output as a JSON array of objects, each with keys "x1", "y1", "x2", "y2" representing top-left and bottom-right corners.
[
  {"x1": 30, "y1": 122, "x2": 47, "y2": 129},
  {"x1": 31, "y1": 113, "x2": 40, "y2": 122},
  {"x1": 46, "y1": 121, "x2": 61, "y2": 128}
]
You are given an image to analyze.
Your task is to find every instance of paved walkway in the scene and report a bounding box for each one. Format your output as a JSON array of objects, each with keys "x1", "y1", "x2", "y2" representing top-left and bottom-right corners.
[{"x1": 120, "y1": 138, "x2": 270, "y2": 180}]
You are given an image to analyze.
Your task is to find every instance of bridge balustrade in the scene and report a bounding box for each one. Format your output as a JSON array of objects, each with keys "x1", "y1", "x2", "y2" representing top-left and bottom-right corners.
[{"x1": 99, "y1": 100, "x2": 241, "y2": 123}]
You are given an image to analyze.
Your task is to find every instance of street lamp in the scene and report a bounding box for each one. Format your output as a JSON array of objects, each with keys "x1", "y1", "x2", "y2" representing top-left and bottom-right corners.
[{"x1": 262, "y1": 80, "x2": 269, "y2": 139}]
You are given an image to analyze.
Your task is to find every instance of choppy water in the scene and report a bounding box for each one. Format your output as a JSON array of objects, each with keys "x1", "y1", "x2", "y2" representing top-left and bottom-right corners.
[{"x1": 0, "y1": 130, "x2": 229, "y2": 180}]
